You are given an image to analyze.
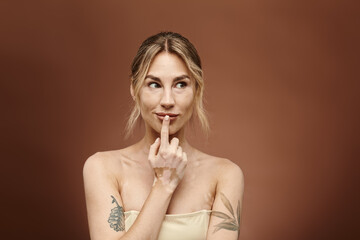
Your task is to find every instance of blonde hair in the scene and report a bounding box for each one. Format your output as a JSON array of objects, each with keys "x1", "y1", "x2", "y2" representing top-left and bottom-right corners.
[{"x1": 125, "y1": 32, "x2": 209, "y2": 138}]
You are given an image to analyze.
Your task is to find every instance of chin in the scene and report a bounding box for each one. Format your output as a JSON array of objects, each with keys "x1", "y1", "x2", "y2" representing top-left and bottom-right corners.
[{"x1": 168, "y1": 128, "x2": 178, "y2": 136}]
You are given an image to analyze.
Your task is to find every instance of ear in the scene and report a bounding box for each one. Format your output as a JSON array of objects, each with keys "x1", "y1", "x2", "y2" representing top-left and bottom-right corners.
[{"x1": 130, "y1": 84, "x2": 135, "y2": 101}]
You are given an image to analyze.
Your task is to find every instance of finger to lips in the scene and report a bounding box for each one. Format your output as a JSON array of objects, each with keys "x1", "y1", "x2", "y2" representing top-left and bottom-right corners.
[{"x1": 161, "y1": 115, "x2": 170, "y2": 147}]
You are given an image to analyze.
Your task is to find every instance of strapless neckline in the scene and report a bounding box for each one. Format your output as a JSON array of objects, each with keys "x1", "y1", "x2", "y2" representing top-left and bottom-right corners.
[{"x1": 124, "y1": 209, "x2": 212, "y2": 239}]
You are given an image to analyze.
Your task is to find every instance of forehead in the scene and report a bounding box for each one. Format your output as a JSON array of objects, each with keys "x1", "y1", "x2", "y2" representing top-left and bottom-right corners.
[{"x1": 147, "y1": 52, "x2": 189, "y2": 78}]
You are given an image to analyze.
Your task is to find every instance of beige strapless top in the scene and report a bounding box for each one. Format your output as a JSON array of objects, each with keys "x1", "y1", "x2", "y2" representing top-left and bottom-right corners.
[{"x1": 125, "y1": 210, "x2": 211, "y2": 240}]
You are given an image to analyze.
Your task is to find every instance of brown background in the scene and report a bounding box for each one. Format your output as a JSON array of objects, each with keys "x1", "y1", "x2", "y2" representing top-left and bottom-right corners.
[{"x1": 1, "y1": 0, "x2": 359, "y2": 239}]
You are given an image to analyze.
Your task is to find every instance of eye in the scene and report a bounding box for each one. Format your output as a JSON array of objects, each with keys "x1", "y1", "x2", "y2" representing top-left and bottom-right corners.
[
  {"x1": 175, "y1": 82, "x2": 187, "y2": 89},
  {"x1": 148, "y1": 82, "x2": 161, "y2": 88}
]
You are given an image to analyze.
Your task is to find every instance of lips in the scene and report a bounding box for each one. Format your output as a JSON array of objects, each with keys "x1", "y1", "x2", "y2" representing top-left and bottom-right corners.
[{"x1": 155, "y1": 112, "x2": 179, "y2": 121}]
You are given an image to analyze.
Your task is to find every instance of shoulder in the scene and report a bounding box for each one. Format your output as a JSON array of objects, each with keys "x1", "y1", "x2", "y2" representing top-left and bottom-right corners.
[
  {"x1": 196, "y1": 151, "x2": 244, "y2": 185},
  {"x1": 209, "y1": 157, "x2": 245, "y2": 197},
  {"x1": 200, "y1": 153, "x2": 244, "y2": 186},
  {"x1": 83, "y1": 149, "x2": 129, "y2": 179},
  {"x1": 198, "y1": 151, "x2": 243, "y2": 175},
  {"x1": 216, "y1": 158, "x2": 243, "y2": 182},
  {"x1": 83, "y1": 150, "x2": 115, "y2": 170},
  {"x1": 198, "y1": 154, "x2": 245, "y2": 202}
]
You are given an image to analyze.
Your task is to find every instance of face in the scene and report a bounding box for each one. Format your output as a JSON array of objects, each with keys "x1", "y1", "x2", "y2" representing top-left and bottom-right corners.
[{"x1": 135, "y1": 52, "x2": 195, "y2": 135}]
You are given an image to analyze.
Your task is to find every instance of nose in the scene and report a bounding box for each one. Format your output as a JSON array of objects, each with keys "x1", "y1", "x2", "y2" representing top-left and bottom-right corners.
[{"x1": 160, "y1": 88, "x2": 175, "y2": 109}]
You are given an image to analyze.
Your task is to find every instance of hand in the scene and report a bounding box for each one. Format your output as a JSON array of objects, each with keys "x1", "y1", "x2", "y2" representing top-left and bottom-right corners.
[{"x1": 148, "y1": 115, "x2": 187, "y2": 192}]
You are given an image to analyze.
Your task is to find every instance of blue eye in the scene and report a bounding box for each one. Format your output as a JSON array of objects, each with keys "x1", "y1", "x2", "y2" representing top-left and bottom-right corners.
[
  {"x1": 175, "y1": 82, "x2": 187, "y2": 88},
  {"x1": 149, "y1": 82, "x2": 160, "y2": 88}
]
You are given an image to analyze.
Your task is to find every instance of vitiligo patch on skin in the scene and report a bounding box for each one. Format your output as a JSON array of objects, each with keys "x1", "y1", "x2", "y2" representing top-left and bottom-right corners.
[{"x1": 154, "y1": 167, "x2": 179, "y2": 182}]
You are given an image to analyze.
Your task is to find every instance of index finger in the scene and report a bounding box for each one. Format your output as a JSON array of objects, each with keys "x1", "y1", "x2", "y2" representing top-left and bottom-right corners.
[{"x1": 161, "y1": 115, "x2": 170, "y2": 146}]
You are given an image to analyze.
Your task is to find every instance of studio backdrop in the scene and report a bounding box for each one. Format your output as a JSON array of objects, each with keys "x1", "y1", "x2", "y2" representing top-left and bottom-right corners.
[{"x1": 1, "y1": 0, "x2": 358, "y2": 239}]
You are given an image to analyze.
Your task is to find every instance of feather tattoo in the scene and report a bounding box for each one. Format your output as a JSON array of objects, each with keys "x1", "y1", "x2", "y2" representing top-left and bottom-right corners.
[{"x1": 108, "y1": 195, "x2": 125, "y2": 232}]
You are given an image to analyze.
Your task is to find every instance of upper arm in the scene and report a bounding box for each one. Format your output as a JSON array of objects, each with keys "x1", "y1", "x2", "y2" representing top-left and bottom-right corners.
[
  {"x1": 83, "y1": 153, "x2": 125, "y2": 240},
  {"x1": 207, "y1": 160, "x2": 244, "y2": 240}
]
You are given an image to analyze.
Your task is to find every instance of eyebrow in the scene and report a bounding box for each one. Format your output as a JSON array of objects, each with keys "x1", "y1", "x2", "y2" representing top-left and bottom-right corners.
[{"x1": 145, "y1": 74, "x2": 190, "y2": 82}]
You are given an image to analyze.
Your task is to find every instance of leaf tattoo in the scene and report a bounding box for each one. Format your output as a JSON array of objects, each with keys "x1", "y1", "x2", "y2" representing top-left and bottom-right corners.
[
  {"x1": 212, "y1": 192, "x2": 240, "y2": 234},
  {"x1": 220, "y1": 192, "x2": 235, "y2": 218},
  {"x1": 108, "y1": 195, "x2": 125, "y2": 232}
]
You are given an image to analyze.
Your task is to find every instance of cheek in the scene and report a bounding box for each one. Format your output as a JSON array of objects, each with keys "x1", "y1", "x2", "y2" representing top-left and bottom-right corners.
[
  {"x1": 178, "y1": 91, "x2": 195, "y2": 113},
  {"x1": 139, "y1": 91, "x2": 158, "y2": 111}
]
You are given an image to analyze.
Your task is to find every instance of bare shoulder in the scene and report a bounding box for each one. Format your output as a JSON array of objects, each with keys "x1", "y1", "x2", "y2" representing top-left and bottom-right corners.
[
  {"x1": 216, "y1": 157, "x2": 244, "y2": 193},
  {"x1": 83, "y1": 149, "x2": 129, "y2": 179},
  {"x1": 197, "y1": 151, "x2": 244, "y2": 184},
  {"x1": 218, "y1": 158, "x2": 244, "y2": 180}
]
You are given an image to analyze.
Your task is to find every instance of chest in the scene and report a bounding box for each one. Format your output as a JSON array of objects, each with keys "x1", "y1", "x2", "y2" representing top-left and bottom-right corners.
[{"x1": 119, "y1": 165, "x2": 217, "y2": 214}]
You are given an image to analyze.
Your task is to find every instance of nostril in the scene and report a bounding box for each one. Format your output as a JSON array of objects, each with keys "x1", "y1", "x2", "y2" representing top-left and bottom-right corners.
[
  {"x1": 161, "y1": 103, "x2": 174, "y2": 109},
  {"x1": 160, "y1": 94, "x2": 175, "y2": 107}
]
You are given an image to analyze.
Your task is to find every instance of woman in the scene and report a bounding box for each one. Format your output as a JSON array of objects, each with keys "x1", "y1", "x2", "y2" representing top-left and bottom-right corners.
[{"x1": 83, "y1": 32, "x2": 244, "y2": 240}]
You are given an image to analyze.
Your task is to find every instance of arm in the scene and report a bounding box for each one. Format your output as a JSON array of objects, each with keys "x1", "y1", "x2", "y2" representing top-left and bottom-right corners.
[
  {"x1": 207, "y1": 161, "x2": 244, "y2": 240},
  {"x1": 83, "y1": 154, "x2": 173, "y2": 240},
  {"x1": 83, "y1": 115, "x2": 187, "y2": 240}
]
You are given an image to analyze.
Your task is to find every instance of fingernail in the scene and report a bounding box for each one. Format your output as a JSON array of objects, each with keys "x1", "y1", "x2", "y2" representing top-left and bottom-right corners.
[
  {"x1": 165, "y1": 115, "x2": 169, "y2": 120},
  {"x1": 155, "y1": 137, "x2": 159, "y2": 142}
]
